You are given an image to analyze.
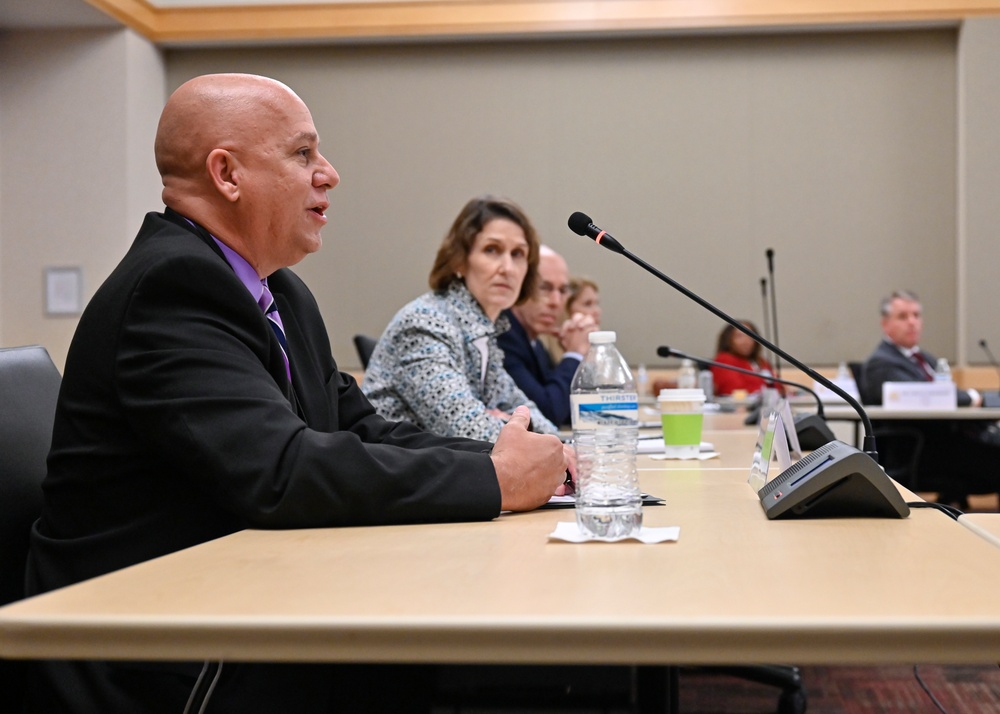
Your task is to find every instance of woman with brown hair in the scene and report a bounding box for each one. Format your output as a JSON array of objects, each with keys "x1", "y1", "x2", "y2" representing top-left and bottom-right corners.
[
  {"x1": 711, "y1": 320, "x2": 778, "y2": 396},
  {"x1": 362, "y1": 196, "x2": 558, "y2": 440}
]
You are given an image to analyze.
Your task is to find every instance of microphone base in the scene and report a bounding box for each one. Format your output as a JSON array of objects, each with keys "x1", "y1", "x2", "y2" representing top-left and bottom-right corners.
[
  {"x1": 758, "y1": 441, "x2": 910, "y2": 520},
  {"x1": 793, "y1": 413, "x2": 837, "y2": 450}
]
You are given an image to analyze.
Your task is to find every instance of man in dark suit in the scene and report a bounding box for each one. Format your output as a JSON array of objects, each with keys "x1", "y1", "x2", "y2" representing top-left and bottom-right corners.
[
  {"x1": 24, "y1": 73, "x2": 571, "y2": 714},
  {"x1": 860, "y1": 290, "x2": 999, "y2": 500},
  {"x1": 861, "y1": 289, "x2": 981, "y2": 406},
  {"x1": 498, "y1": 246, "x2": 596, "y2": 426}
]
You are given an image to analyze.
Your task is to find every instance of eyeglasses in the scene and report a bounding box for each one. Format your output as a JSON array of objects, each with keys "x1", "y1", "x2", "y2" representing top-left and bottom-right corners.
[{"x1": 537, "y1": 282, "x2": 570, "y2": 297}]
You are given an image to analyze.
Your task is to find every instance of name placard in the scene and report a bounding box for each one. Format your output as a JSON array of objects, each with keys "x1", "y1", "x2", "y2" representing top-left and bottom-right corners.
[
  {"x1": 748, "y1": 400, "x2": 793, "y2": 493},
  {"x1": 882, "y1": 381, "x2": 957, "y2": 410}
]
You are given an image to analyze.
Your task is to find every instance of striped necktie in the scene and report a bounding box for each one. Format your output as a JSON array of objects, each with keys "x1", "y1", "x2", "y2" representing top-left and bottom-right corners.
[{"x1": 260, "y1": 283, "x2": 291, "y2": 381}]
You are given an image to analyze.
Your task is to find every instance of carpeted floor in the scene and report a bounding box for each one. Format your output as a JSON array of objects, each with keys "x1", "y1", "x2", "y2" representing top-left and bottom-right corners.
[
  {"x1": 434, "y1": 664, "x2": 1000, "y2": 713},
  {"x1": 681, "y1": 664, "x2": 1000, "y2": 713}
]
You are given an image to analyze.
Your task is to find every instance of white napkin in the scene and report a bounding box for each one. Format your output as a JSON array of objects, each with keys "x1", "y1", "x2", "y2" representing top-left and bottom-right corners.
[
  {"x1": 648, "y1": 451, "x2": 720, "y2": 461},
  {"x1": 637, "y1": 438, "x2": 715, "y2": 455},
  {"x1": 548, "y1": 521, "x2": 680, "y2": 544}
]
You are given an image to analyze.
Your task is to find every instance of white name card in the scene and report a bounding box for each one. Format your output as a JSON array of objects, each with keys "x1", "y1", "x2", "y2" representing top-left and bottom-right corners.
[
  {"x1": 882, "y1": 381, "x2": 957, "y2": 410},
  {"x1": 813, "y1": 377, "x2": 860, "y2": 403}
]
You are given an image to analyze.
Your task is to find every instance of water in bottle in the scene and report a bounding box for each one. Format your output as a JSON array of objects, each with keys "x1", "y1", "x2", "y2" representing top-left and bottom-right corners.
[
  {"x1": 636, "y1": 363, "x2": 650, "y2": 399},
  {"x1": 677, "y1": 359, "x2": 698, "y2": 389},
  {"x1": 697, "y1": 369, "x2": 714, "y2": 402},
  {"x1": 570, "y1": 331, "x2": 642, "y2": 539},
  {"x1": 934, "y1": 357, "x2": 952, "y2": 382}
]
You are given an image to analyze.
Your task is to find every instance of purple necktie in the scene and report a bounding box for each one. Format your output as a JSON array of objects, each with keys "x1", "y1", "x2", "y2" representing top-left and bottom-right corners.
[{"x1": 259, "y1": 284, "x2": 291, "y2": 381}]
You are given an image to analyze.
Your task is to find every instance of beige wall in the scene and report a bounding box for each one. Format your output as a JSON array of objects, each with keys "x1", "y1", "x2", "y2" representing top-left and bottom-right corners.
[
  {"x1": 0, "y1": 27, "x2": 164, "y2": 370},
  {"x1": 958, "y1": 17, "x2": 1000, "y2": 367},
  {"x1": 1, "y1": 20, "x2": 998, "y2": 376},
  {"x1": 166, "y1": 29, "x2": 959, "y2": 371}
]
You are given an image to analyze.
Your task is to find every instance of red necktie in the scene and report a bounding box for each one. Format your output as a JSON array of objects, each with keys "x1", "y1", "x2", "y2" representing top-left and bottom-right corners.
[{"x1": 911, "y1": 351, "x2": 934, "y2": 381}]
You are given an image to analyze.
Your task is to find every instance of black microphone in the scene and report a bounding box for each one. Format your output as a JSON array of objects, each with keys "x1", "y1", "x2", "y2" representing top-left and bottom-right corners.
[
  {"x1": 765, "y1": 248, "x2": 782, "y2": 380},
  {"x1": 569, "y1": 211, "x2": 907, "y2": 520},
  {"x1": 979, "y1": 339, "x2": 1000, "y2": 387},
  {"x1": 978, "y1": 339, "x2": 1000, "y2": 407},
  {"x1": 759, "y1": 277, "x2": 772, "y2": 345},
  {"x1": 657, "y1": 346, "x2": 836, "y2": 450}
]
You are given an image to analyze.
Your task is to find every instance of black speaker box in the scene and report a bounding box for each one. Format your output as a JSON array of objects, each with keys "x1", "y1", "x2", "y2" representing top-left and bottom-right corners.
[{"x1": 758, "y1": 441, "x2": 910, "y2": 519}]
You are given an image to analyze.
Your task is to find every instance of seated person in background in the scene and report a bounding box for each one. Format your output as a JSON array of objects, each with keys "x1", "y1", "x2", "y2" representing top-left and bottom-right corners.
[
  {"x1": 567, "y1": 276, "x2": 602, "y2": 324},
  {"x1": 711, "y1": 320, "x2": 777, "y2": 396},
  {"x1": 860, "y1": 290, "x2": 1000, "y2": 500},
  {"x1": 861, "y1": 289, "x2": 981, "y2": 406},
  {"x1": 498, "y1": 247, "x2": 598, "y2": 426},
  {"x1": 26, "y1": 75, "x2": 571, "y2": 714},
  {"x1": 537, "y1": 275, "x2": 601, "y2": 364},
  {"x1": 363, "y1": 196, "x2": 559, "y2": 441}
]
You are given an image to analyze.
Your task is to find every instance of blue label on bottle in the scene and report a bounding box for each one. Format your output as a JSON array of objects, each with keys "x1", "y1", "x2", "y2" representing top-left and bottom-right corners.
[
  {"x1": 577, "y1": 402, "x2": 639, "y2": 412},
  {"x1": 571, "y1": 393, "x2": 639, "y2": 428}
]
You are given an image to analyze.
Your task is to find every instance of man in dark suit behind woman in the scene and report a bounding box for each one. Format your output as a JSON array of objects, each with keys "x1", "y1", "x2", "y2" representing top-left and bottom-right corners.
[
  {"x1": 860, "y1": 289, "x2": 1000, "y2": 500},
  {"x1": 24, "y1": 73, "x2": 571, "y2": 714},
  {"x1": 861, "y1": 289, "x2": 982, "y2": 407}
]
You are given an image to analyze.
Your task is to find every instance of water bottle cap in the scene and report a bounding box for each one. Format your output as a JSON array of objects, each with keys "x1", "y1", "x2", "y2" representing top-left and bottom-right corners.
[{"x1": 588, "y1": 330, "x2": 617, "y2": 344}]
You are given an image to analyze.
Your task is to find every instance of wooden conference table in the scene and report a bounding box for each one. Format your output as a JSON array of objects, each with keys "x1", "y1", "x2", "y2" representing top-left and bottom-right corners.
[
  {"x1": 3, "y1": 412, "x2": 1000, "y2": 669},
  {"x1": 822, "y1": 404, "x2": 1000, "y2": 447}
]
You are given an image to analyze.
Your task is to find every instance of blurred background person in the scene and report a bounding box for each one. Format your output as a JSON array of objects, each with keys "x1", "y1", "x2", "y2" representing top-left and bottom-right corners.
[
  {"x1": 499, "y1": 249, "x2": 597, "y2": 426},
  {"x1": 567, "y1": 276, "x2": 602, "y2": 325},
  {"x1": 538, "y1": 276, "x2": 601, "y2": 364},
  {"x1": 363, "y1": 196, "x2": 558, "y2": 440},
  {"x1": 711, "y1": 320, "x2": 778, "y2": 396}
]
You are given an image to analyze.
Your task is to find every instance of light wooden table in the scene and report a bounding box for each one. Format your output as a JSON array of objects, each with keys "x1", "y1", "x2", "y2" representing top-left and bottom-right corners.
[
  {"x1": 822, "y1": 405, "x2": 1000, "y2": 446},
  {"x1": 958, "y1": 513, "x2": 1000, "y2": 549},
  {"x1": 823, "y1": 406, "x2": 1000, "y2": 421},
  {"x1": 3, "y1": 445, "x2": 1000, "y2": 666}
]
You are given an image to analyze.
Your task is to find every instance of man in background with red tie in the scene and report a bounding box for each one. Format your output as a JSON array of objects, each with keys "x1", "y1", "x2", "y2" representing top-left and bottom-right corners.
[
  {"x1": 859, "y1": 289, "x2": 1000, "y2": 505},
  {"x1": 860, "y1": 289, "x2": 982, "y2": 406}
]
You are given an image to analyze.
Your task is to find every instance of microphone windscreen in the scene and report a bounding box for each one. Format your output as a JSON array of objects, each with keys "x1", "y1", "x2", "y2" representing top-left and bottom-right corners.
[{"x1": 567, "y1": 212, "x2": 592, "y2": 236}]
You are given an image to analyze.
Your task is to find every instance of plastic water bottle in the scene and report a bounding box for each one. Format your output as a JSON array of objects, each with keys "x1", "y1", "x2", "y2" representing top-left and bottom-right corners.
[
  {"x1": 677, "y1": 359, "x2": 698, "y2": 389},
  {"x1": 698, "y1": 369, "x2": 714, "y2": 402},
  {"x1": 636, "y1": 363, "x2": 650, "y2": 399},
  {"x1": 934, "y1": 357, "x2": 952, "y2": 382},
  {"x1": 570, "y1": 331, "x2": 642, "y2": 539},
  {"x1": 836, "y1": 361, "x2": 851, "y2": 381}
]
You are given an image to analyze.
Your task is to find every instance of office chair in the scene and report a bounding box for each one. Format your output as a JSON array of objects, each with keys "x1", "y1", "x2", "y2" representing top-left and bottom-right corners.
[
  {"x1": 352, "y1": 334, "x2": 378, "y2": 370},
  {"x1": 0, "y1": 346, "x2": 62, "y2": 711},
  {"x1": 684, "y1": 665, "x2": 805, "y2": 714}
]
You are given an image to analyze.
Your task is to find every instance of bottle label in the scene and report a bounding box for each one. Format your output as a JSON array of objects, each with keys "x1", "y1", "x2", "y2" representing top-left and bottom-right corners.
[{"x1": 571, "y1": 393, "x2": 639, "y2": 429}]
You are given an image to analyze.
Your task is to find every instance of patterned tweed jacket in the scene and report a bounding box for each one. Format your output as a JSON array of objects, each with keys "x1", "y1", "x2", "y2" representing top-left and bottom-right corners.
[{"x1": 362, "y1": 281, "x2": 557, "y2": 441}]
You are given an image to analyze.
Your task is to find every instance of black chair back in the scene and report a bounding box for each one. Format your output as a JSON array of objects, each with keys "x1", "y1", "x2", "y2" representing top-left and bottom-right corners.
[
  {"x1": 0, "y1": 345, "x2": 60, "y2": 606},
  {"x1": 353, "y1": 334, "x2": 378, "y2": 370},
  {"x1": 0, "y1": 346, "x2": 60, "y2": 710}
]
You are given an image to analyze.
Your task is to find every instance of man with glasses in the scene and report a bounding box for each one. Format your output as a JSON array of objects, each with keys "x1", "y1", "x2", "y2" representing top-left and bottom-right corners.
[{"x1": 498, "y1": 245, "x2": 597, "y2": 425}]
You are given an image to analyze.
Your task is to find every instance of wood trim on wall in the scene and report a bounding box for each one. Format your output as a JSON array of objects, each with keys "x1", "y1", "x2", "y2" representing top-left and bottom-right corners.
[{"x1": 87, "y1": 0, "x2": 1000, "y2": 45}]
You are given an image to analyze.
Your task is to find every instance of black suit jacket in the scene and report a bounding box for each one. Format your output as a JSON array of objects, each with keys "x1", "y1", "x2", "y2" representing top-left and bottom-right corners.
[
  {"x1": 25, "y1": 210, "x2": 502, "y2": 712},
  {"x1": 497, "y1": 309, "x2": 579, "y2": 426},
  {"x1": 861, "y1": 339, "x2": 972, "y2": 406}
]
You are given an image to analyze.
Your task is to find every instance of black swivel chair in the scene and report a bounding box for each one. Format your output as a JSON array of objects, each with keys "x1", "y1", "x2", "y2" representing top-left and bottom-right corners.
[
  {"x1": 0, "y1": 346, "x2": 62, "y2": 711},
  {"x1": 352, "y1": 334, "x2": 378, "y2": 370}
]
